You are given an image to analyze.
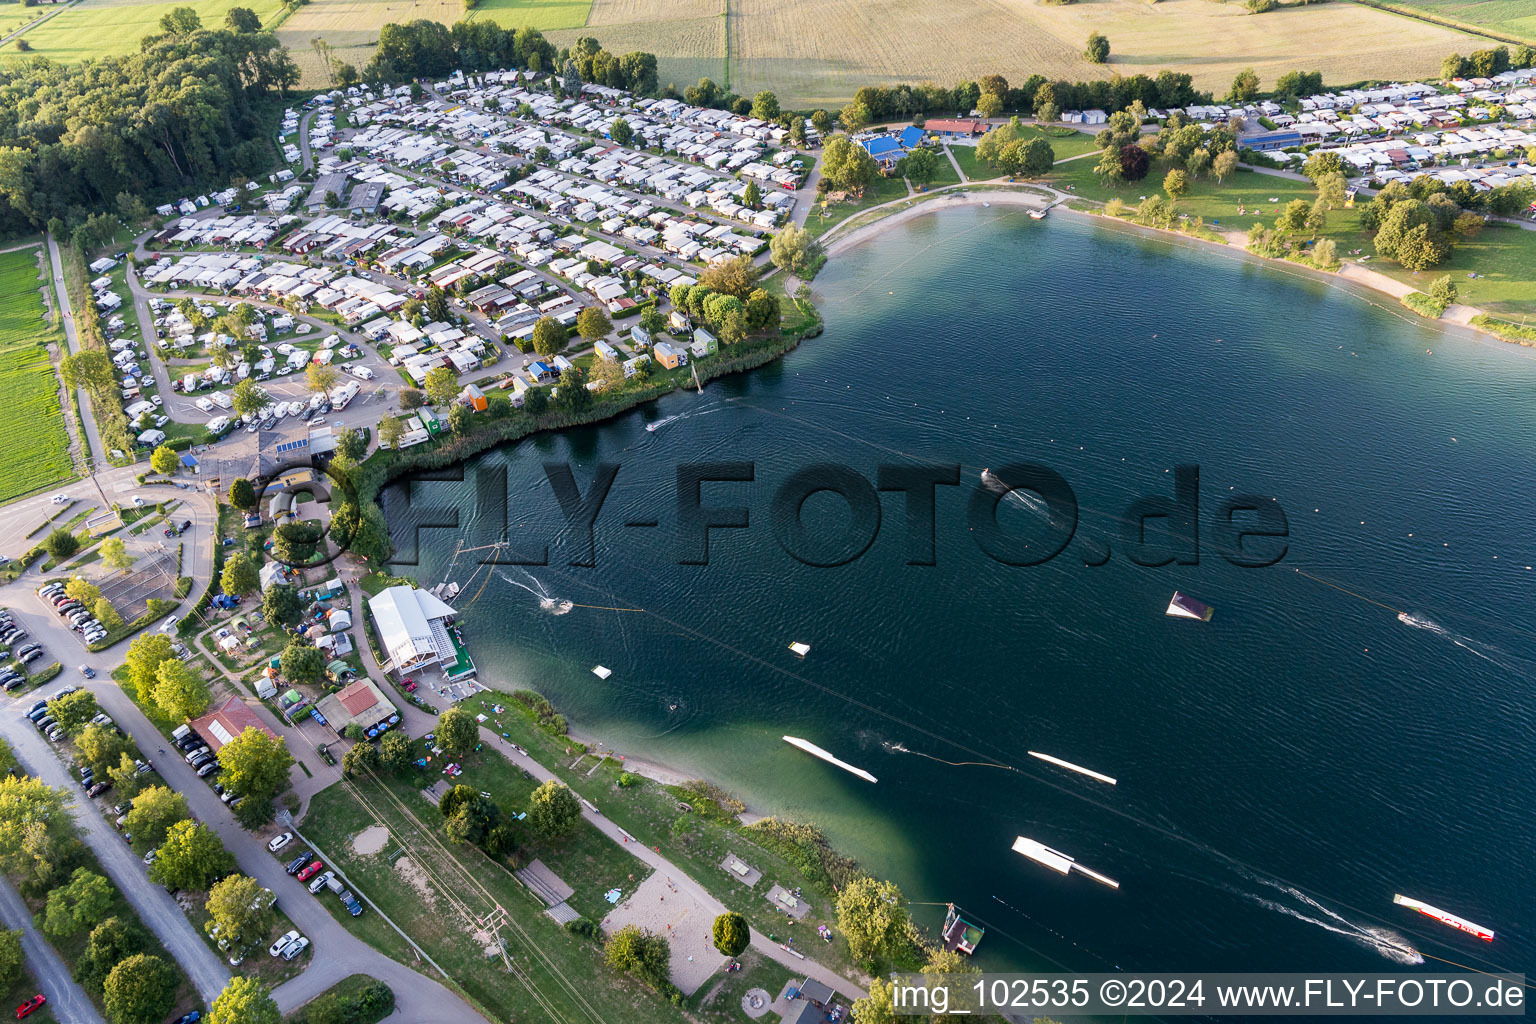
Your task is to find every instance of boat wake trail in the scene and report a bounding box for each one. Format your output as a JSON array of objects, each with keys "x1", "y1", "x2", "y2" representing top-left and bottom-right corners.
[
  {"x1": 1236, "y1": 879, "x2": 1423, "y2": 965},
  {"x1": 497, "y1": 569, "x2": 574, "y2": 615},
  {"x1": 646, "y1": 414, "x2": 684, "y2": 433},
  {"x1": 1397, "y1": 613, "x2": 1517, "y2": 671}
]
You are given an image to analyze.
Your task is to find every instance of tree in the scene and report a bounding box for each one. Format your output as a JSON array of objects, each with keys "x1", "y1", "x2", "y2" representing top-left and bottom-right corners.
[
  {"x1": 263, "y1": 584, "x2": 301, "y2": 625},
  {"x1": 1442, "y1": 53, "x2": 1469, "y2": 80},
  {"x1": 107, "y1": 754, "x2": 148, "y2": 804},
  {"x1": 60, "y1": 350, "x2": 117, "y2": 392},
  {"x1": 99, "y1": 536, "x2": 134, "y2": 572},
  {"x1": 94, "y1": 598, "x2": 122, "y2": 629},
  {"x1": 377, "y1": 417, "x2": 405, "y2": 448},
  {"x1": 153, "y1": 659, "x2": 211, "y2": 722},
  {"x1": 523, "y1": 385, "x2": 549, "y2": 416},
  {"x1": 527, "y1": 779, "x2": 582, "y2": 838},
  {"x1": 820, "y1": 136, "x2": 878, "y2": 193},
  {"x1": 1231, "y1": 67, "x2": 1260, "y2": 102},
  {"x1": 1119, "y1": 144, "x2": 1151, "y2": 182},
  {"x1": 76, "y1": 724, "x2": 131, "y2": 777},
  {"x1": 279, "y1": 639, "x2": 323, "y2": 686},
  {"x1": 640, "y1": 304, "x2": 667, "y2": 337},
  {"x1": 448, "y1": 403, "x2": 473, "y2": 437},
  {"x1": 228, "y1": 477, "x2": 257, "y2": 510},
  {"x1": 147, "y1": 439, "x2": 187, "y2": 477},
  {"x1": 225, "y1": 6, "x2": 261, "y2": 32},
  {"x1": 839, "y1": 101, "x2": 871, "y2": 132},
  {"x1": 1084, "y1": 31, "x2": 1110, "y2": 64},
  {"x1": 333, "y1": 427, "x2": 365, "y2": 463},
  {"x1": 206, "y1": 874, "x2": 276, "y2": 949},
  {"x1": 124, "y1": 633, "x2": 175, "y2": 701},
  {"x1": 341, "y1": 741, "x2": 380, "y2": 777},
  {"x1": 426, "y1": 286, "x2": 453, "y2": 324},
  {"x1": 77, "y1": 917, "x2": 143, "y2": 995},
  {"x1": 0, "y1": 929, "x2": 21, "y2": 990},
  {"x1": 835, "y1": 875, "x2": 908, "y2": 965},
  {"x1": 218, "y1": 727, "x2": 293, "y2": 802},
  {"x1": 1312, "y1": 236, "x2": 1338, "y2": 269},
  {"x1": 530, "y1": 317, "x2": 567, "y2": 357},
  {"x1": 150, "y1": 820, "x2": 234, "y2": 891},
  {"x1": 810, "y1": 109, "x2": 832, "y2": 136},
  {"x1": 221, "y1": 552, "x2": 259, "y2": 596},
  {"x1": 423, "y1": 365, "x2": 459, "y2": 406},
  {"x1": 609, "y1": 117, "x2": 633, "y2": 146},
  {"x1": 39, "y1": 867, "x2": 114, "y2": 937},
  {"x1": 42, "y1": 528, "x2": 78, "y2": 560},
  {"x1": 0, "y1": 777, "x2": 70, "y2": 888},
  {"x1": 231, "y1": 380, "x2": 268, "y2": 419},
  {"x1": 576, "y1": 305, "x2": 612, "y2": 343},
  {"x1": 604, "y1": 924, "x2": 670, "y2": 989},
  {"x1": 588, "y1": 357, "x2": 624, "y2": 393},
  {"x1": 64, "y1": 576, "x2": 100, "y2": 606},
  {"x1": 399, "y1": 388, "x2": 426, "y2": 411},
  {"x1": 47, "y1": 690, "x2": 100, "y2": 734},
  {"x1": 712, "y1": 911, "x2": 749, "y2": 956},
  {"x1": 751, "y1": 90, "x2": 780, "y2": 120},
  {"x1": 1276, "y1": 198, "x2": 1310, "y2": 233},
  {"x1": 698, "y1": 255, "x2": 759, "y2": 299},
  {"x1": 1018, "y1": 138, "x2": 1054, "y2": 177},
  {"x1": 741, "y1": 178, "x2": 762, "y2": 209},
  {"x1": 975, "y1": 91, "x2": 1003, "y2": 118},
  {"x1": 896, "y1": 147, "x2": 940, "y2": 186},
  {"x1": 305, "y1": 362, "x2": 339, "y2": 396},
  {"x1": 745, "y1": 289, "x2": 780, "y2": 331},
  {"x1": 379, "y1": 731, "x2": 413, "y2": 773},
  {"x1": 437, "y1": 706, "x2": 478, "y2": 757},
  {"x1": 1213, "y1": 149, "x2": 1238, "y2": 184},
  {"x1": 208, "y1": 976, "x2": 279, "y2": 1024},
  {"x1": 124, "y1": 786, "x2": 189, "y2": 855},
  {"x1": 770, "y1": 222, "x2": 824, "y2": 277},
  {"x1": 104, "y1": 953, "x2": 177, "y2": 1024}
]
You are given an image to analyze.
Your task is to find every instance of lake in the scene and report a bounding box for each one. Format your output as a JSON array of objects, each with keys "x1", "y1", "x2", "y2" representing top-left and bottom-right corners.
[{"x1": 385, "y1": 207, "x2": 1534, "y2": 978}]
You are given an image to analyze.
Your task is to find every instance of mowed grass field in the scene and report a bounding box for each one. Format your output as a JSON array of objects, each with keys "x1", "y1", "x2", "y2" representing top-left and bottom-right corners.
[
  {"x1": 1379, "y1": 0, "x2": 1536, "y2": 42},
  {"x1": 463, "y1": 0, "x2": 591, "y2": 32},
  {"x1": 6, "y1": 0, "x2": 285, "y2": 64},
  {"x1": 559, "y1": 0, "x2": 1489, "y2": 108},
  {"x1": 0, "y1": 248, "x2": 74, "y2": 504}
]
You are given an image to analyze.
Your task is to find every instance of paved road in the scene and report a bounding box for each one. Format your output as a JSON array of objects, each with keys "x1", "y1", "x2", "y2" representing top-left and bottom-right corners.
[
  {"x1": 0, "y1": 709, "x2": 231, "y2": 1003},
  {"x1": 79, "y1": 685, "x2": 487, "y2": 1023},
  {"x1": 45, "y1": 232, "x2": 108, "y2": 468},
  {"x1": 0, "y1": 873, "x2": 106, "y2": 1024}
]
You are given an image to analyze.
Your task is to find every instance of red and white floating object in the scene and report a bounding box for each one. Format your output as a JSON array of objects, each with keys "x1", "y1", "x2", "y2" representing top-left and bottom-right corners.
[
  {"x1": 1011, "y1": 836, "x2": 1120, "y2": 889},
  {"x1": 1393, "y1": 894, "x2": 1494, "y2": 941}
]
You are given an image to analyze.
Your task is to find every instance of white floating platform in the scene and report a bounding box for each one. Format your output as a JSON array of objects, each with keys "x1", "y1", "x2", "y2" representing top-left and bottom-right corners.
[
  {"x1": 592, "y1": 666, "x2": 612, "y2": 680},
  {"x1": 1393, "y1": 894, "x2": 1494, "y2": 941},
  {"x1": 1028, "y1": 751, "x2": 1117, "y2": 785},
  {"x1": 1166, "y1": 591, "x2": 1214, "y2": 621},
  {"x1": 1012, "y1": 835, "x2": 1120, "y2": 889},
  {"x1": 783, "y1": 735, "x2": 876, "y2": 783},
  {"x1": 788, "y1": 641, "x2": 811, "y2": 657}
]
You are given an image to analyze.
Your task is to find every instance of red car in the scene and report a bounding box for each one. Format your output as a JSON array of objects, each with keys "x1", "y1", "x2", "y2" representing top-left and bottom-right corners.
[
  {"x1": 403, "y1": 679, "x2": 417, "y2": 693},
  {"x1": 296, "y1": 860, "x2": 323, "y2": 882},
  {"x1": 15, "y1": 994, "x2": 45, "y2": 1019}
]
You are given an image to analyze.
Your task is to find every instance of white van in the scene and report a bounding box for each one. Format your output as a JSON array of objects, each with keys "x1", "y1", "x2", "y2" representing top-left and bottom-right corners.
[
  {"x1": 137, "y1": 428, "x2": 166, "y2": 445},
  {"x1": 195, "y1": 397, "x2": 215, "y2": 413},
  {"x1": 211, "y1": 391, "x2": 233, "y2": 409},
  {"x1": 206, "y1": 416, "x2": 230, "y2": 434}
]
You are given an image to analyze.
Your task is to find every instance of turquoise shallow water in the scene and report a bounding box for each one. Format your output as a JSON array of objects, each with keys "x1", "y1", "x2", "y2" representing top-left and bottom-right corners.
[{"x1": 387, "y1": 208, "x2": 1535, "y2": 978}]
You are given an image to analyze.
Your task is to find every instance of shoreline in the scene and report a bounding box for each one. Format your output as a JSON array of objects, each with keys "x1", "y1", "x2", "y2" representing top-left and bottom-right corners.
[{"x1": 815, "y1": 184, "x2": 1510, "y2": 347}]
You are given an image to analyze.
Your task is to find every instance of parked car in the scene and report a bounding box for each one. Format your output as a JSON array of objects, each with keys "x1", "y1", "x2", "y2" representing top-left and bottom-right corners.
[
  {"x1": 285, "y1": 853, "x2": 311, "y2": 875},
  {"x1": 307, "y1": 870, "x2": 335, "y2": 894},
  {"x1": 184, "y1": 745, "x2": 209, "y2": 763},
  {"x1": 196, "y1": 762, "x2": 219, "y2": 778},
  {"x1": 79, "y1": 665, "x2": 95, "y2": 678},
  {"x1": 85, "y1": 781, "x2": 111, "y2": 798},
  {"x1": 296, "y1": 860, "x2": 322, "y2": 882},
  {"x1": 158, "y1": 616, "x2": 180, "y2": 634},
  {"x1": 267, "y1": 832, "x2": 293, "y2": 853},
  {"x1": 14, "y1": 994, "x2": 45, "y2": 1018},
  {"x1": 280, "y1": 936, "x2": 310, "y2": 961},
  {"x1": 341, "y1": 893, "x2": 363, "y2": 917},
  {"x1": 268, "y1": 930, "x2": 300, "y2": 957},
  {"x1": 171, "y1": 1012, "x2": 202, "y2": 1024}
]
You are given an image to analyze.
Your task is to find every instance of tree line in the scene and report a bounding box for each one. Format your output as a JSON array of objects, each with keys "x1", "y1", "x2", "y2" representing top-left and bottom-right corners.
[{"x1": 0, "y1": 6, "x2": 298, "y2": 236}]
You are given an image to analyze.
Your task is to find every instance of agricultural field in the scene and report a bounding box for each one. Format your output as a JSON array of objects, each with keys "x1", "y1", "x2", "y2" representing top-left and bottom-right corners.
[
  {"x1": 560, "y1": 0, "x2": 1490, "y2": 109},
  {"x1": 5, "y1": 0, "x2": 285, "y2": 64},
  {"x1": 547, "y1": 0, "x2": 723, "y2": 93},
  {"x1": 278, "y1": 0, "x2": 461, "y2": 82},
  {"x1": 0, "y1": 248, "x2": 74, "y2": 505},
  {"x1": 463, "y1": 0, "x2": 592, "y2": 32},
  {"x1": 1373, "y1": 0, "x2": 1536, "y2": 43}
]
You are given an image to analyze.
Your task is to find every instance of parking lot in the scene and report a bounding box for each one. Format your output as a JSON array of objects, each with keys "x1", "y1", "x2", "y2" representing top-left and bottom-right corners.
[{"x1": 99, "y1": 550, "x2": 180, "y2": 623}]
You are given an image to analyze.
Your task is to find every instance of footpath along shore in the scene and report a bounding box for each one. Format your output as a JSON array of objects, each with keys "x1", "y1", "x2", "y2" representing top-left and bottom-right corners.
[{"x1": 813, "y1": 180, "x2": 1496, "y2": 339}]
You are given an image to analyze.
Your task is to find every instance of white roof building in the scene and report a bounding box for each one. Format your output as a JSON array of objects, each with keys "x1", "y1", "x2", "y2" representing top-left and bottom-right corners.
[{"x1": 369, "y1": 585, "x2": 458, "y2": 673}]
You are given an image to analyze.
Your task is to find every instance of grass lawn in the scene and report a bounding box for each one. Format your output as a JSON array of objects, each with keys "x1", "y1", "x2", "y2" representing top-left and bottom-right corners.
[
  {"x1": 1371, "y1": 222, "x2": 1536, "y2": 319},
  {"x1": 7, "y1": 0, "x2": 287, "y2": 63},
  {"x1": 285, "y1": 973, "x2": 394, "y2": 1024},
  {"x1": 949, "y1": 129, "x2": 1100, "y2": 183},
  {"x1": 0, "y1": 967, "x2": 56, "y2": 1024},
  {"x1": 804, "y1": 176, "x2": 910, "y2": 238},
  {"x1": 301, "y1": 773, "x2": 692, "y2": 1024},
  {"x1": 0, "y1": 249, "x2": 74, "y2": 504}
]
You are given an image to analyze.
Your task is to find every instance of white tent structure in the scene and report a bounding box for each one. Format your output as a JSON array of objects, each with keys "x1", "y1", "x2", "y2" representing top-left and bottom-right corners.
[{"x1": 368, "y1": 585, "x2": 457, "y2": 673}]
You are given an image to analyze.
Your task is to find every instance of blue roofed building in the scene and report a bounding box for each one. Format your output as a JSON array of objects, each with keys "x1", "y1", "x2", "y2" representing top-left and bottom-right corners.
[
  {"x1": 860, "y1": 135, "x2": 906, "y2": 171},
  {"x1": 1239, "y1": 129, "x2": 1303, "y2": 152},
  {"x1": 898, "y1": 125, "x2": 925, "y2": 149}
]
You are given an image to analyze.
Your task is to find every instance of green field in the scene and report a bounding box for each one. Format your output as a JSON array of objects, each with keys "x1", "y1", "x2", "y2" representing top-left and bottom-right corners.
[
  {"x1": 463, "y1": 0, "x2": 592, "y2": 31},
  {"x1": 0, "y1": 248, "x2": 73, "y2": 505},
  {"x1": 6, "y1": 0, "x2": 286, "y2": 64},
  {"x1": 1364, "y1": 0, "x2": 1536, "y2": 43}
]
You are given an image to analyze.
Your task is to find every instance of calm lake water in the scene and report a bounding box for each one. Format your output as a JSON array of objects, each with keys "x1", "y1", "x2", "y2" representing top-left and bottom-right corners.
[{"x1": 387, "y1": 208, "x2": 1534, "y2": 979}]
